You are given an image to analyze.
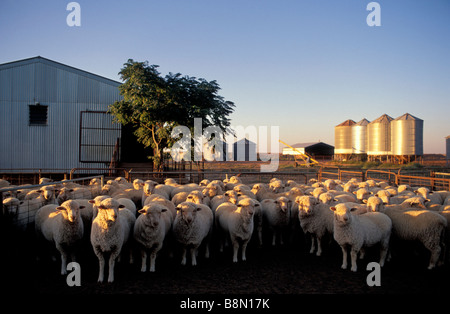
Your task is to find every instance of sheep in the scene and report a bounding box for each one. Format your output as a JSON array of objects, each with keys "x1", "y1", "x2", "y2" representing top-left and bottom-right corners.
[
  {"x1": 90, "y1": 198, "x2": 136, "y2": 283},
  {"x1": 331, "y1": 203, "x2": 392, "y2": 272},
  {"x1": 370, "y1": 198, "x2": 447, "y2": 269},
  {"x1": 3, "y1": 197, "x2": 40, "y2": 230},
  {"x1": 269, "y1": 178, "x2": 285, "y2": 193},
  {"x1": 133, "y1": 203, "x2": 172, "y2": 272},
  {"x1": 414, "y1": 187, "x2": 443, "y2": 206},
  {"x1": 172, "y1": 202, "x2": 213, "y2": 266},
  {"x1": 295, "y1": 195, "x2": 334, "y2": 256},
  {"x1": 35, "y1": 200, "x2": 85, "y2": 275},
  {"x1": 170, "y1": 183, "x2": 201, "y2": 199},
  {"x1": 261, "y1": 196, "x2": 291, "y2": 246},
  {"x1": 210, "y1": 190, "x2": 239, "y2": 211},
  {"x1": 144, "y1": 194, "x2": 177, "y2": 219},
  {"x1": 57, "y1": 186, "x2": 92, "y2": 204},
  {"x1": 215, "y1": 198, "x2": 260, "y2": 262},
  {"x1": 353, "y1": 187, "x2": 371, "y2": 203}
]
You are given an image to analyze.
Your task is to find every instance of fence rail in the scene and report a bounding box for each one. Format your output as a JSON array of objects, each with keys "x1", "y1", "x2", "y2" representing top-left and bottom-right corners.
[{"x1": 0, "y1": 175, "x2": 104, "y2": 231}]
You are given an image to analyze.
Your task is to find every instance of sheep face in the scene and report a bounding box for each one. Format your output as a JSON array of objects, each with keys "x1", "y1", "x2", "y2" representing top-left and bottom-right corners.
[
  {"x1": 176, "y1": 202, "x2": 201, "y2": 224},
  {"x1": 202, "y1": 187, "x2": 216, "y2": 198},
  {"x1": 235, "y1": 199, "x2": 258, "y2": 221},
  {"x1": 401, "y1": 197, "x2": 427, "y2": 209},
  {"x1": 186, "y1": 191, "x2": 203, "y2": 204},
  {"x1": 275, "y1": 197, "x2": 291, "y2": 213},
  {"x1": 364, "y1": 196, "x2": 384, "y2": 212},
  {"x1": 142, "y1": 180, "x2": 158, "y2": 196},
  {"x1": 354, "y1": 188, "x2": 371, "y2": 202},
  {"x1": 330, "y1": 204, "x2": 354, "y2": 226},
  {"x1": 39, "y1": 186, "x2": 56, "y2": 201},
  {"x1": 138, "y1": 204, "x2": 167, "y2": 228},
  {"x1": 375, "y1": 190, "x2": 391, "y2": 204},
  {"x1": 97, "y1": 198, "x2": 122, "y2": 224},
  {"x1": 57, "y1": 187, "x2": 74, "y2": 202},
  {"x1": 224, "y1": 191, "x2": 238, "y2": 204},
  {"x1": 318, "y1": 192, "x2": 333, "y2": 205},
  {"x1": 296, "y1": 196, "x2": 318, "y2": 217},
  {"x1": 2, "y1": 197, "x2": 22, "y2": 215},
  {"x1": 57, "y1": 200, "x2": 84, "y2": 223}
]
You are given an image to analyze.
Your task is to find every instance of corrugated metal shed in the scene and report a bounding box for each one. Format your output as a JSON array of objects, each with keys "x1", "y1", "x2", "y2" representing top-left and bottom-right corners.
[{"x1": 0, "y1": 56, "x2": 123, "y2": 172}]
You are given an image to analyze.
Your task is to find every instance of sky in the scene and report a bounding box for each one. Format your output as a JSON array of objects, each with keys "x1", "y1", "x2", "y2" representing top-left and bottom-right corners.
[{"x1": 1, "y1": 0, "x2": 449, "y2": 154}]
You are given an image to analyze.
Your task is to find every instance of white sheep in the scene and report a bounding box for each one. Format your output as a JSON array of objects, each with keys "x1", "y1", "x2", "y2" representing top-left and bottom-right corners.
[
  {"x1": 172, "y1": 201, "x2": 213, "y2": 266},
  {"x1": 331, "y1": 203, "x2": 392, "y2": 272},
  {"x1": 90, "y1": 198, "x2": 136, "y2": 283},
  {"x1": 133, "y1": 203, "x2": 172, "y2": 272},
  {"x1": 215, "y1": 198, "x2": 260, "y2": 262},
  {"x1": 35, "y1": 200, "x2": 85, "y2": 275},
  {"x1": 414, "y1": 187, "x2": 443, "y2": 206},
  {"x1": 295, "y1": 195, "x2": 334, "y2": 256},
  {"x1": 261, "y1": 196, "x2": 291, "y2": 246},
  {"x1": 369, "y1": 198, "x2": 447, "y2": 269},
  {"x1": 57, "y1": 186, "x2": 92, "y2": 204}
]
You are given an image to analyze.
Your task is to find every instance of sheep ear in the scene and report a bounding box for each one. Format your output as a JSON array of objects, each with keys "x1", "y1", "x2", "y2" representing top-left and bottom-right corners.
[
  {"x1": 330, "y1": 206, "x2": 336, "y2": 211},
  {"x1": 56, "y1": 206, "x2": 65, "y2": 211},
  {"x1": 138, "y1": 208, "x2": 146, "y2": 214},
  {"x1": 362, "y1": 199, "x2": 368, "y2": 204},
  {"x1": 98, "y1": 205, "x2": 107, "y2": 210},
  {"x1": 79, "y1": 206, "x2": 85, "y2": 210},
  {"x1": 350, "y1": 207, "x2": 358, "y2": 212},
  {"x1": 274, "y1": 200, "x2": 278, "y2": 204},
  {"x1": 88, "y1": 200, "x2": 95, "y2": 204},
  {"x1": 255, "y1": 203, "x2": 260, "y2": 207},
  {"x1": 161, "y1": 208, "x2": 167, "y2": 212},
  {"x1": 119, "y1": 204, "x2": 125, "y2": 208},
  {"x1": 196, "y1": 207, "x2": 202, "y2": 211}
]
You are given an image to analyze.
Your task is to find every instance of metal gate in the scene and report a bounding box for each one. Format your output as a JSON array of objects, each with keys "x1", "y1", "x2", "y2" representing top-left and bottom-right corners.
[{"x1": 79, "y1": 111, "x2": 121, "y2": 163}]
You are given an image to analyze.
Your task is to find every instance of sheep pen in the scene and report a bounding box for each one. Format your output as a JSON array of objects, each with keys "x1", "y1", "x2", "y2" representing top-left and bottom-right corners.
[{"x1": 2, "y1": 173, "x2": 450, "y2": 297}]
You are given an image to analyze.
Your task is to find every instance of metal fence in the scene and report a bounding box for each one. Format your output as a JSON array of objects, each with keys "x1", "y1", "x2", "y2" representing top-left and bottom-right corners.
[{"x1": 0, "y1": 175, "x2": 104, "y2": 231}]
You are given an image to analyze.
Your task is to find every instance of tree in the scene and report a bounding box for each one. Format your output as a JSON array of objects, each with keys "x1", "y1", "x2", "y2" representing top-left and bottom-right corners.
[{"x1": 108, "y1": 59, "x2": 235, "y2": 171}]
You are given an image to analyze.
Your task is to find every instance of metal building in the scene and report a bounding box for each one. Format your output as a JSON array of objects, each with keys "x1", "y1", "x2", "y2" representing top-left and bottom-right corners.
[
  {"x1": 366, "y1": 114, "x2": 393, "y2": 160},
  {"x1": 0, "y1": 56, "x2": 123, "y2": 172},
  {"x1": 352, "y1": 118, "x2": 370, "y2": 156},
  {"x1": 334, "y1": 119, "x2": 355, "y2": 160},
  {"x1": 390, "y1": 113, "x2": 423, "y2": 159}
]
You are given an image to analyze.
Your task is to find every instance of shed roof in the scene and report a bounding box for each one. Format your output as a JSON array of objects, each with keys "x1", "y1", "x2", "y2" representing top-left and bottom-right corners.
[{"x1": 0, "y1": 56, "x2": 121, "y2": 86}]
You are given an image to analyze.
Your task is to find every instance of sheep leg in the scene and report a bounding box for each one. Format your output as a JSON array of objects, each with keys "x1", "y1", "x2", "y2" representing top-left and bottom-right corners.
[
  {"x1": 271, "y1": 230, "x2": 276, "y2": 246},
  {"x1": 140, "y1": 249, "x2": 147, "y2": 272},
  {"x1": 241, "y1": 240, "x2": 249, "y2": 261},
  {"x1": 316, "y1": 236, "x2": 322, "y2": 257},
  {"x1": 181, "y1": 247, "x2": 187, "y2": 265},
  {"x1": 96, "y1": 254, "x2": 105, "y2": 283},
  {"x1": 310, "y1": 234, "x2": 316, "y2": 254},
  {"x1": 56, "y1": 244, "x2": 68, "y2": 275},
  {"x1": 232, "y1": 240, "x2": 240, "y2": 263},
  {"x1": 190, "y1": 247, "x2": 198, "y2": 266},
  {"x1": 340, "y1": 246, "x2": 348, "y2": 270},
  {"x1": 149, "y1": 249, "x2": 159, "y2": 272},
  {"x1": 108, "y1": 250, "x2": 120, "y2": 283},
  {"x1": 350, "y1": 248, "x2": 359, "y2": 272}
]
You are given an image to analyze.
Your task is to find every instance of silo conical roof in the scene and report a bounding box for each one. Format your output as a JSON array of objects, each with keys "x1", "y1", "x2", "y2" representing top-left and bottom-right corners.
[
  {"x1": 369, "y1": 114, "x2": 393, "y2": 124},
  {"x1": 354, "y1": 118, "x2": 370, "y2": 126},
  {"x1": 394, "y1": 113, "x2": 423, "y2": 121},
  {"x1": 336, "y1": 119, "x2": 356, "y2": 127}
]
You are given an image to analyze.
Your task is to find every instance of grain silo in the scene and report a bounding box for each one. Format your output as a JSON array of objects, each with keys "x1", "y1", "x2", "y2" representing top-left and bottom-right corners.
[
  {"x1": 352, "y1": 118, "x2": 370, "y2": 157},
  {"x1": 390, "y1": 113, "x2": 423, "y2": 160},
  {"x1": 367, "y1": 114, "x2": 393, "y2": 160},
  {"x1": 334, "y1": 119, "x2": 355, "y2": 160}
]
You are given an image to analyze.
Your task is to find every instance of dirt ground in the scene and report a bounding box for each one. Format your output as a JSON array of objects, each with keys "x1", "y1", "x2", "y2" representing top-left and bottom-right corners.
[{"x1": 3, "y1": 226, "x2": 450, "y2": 300}]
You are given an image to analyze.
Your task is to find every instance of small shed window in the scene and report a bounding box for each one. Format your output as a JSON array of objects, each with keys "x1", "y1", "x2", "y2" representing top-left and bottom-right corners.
[{"x1": 29, "y1": 104, "x2": 48, "y2": 125}]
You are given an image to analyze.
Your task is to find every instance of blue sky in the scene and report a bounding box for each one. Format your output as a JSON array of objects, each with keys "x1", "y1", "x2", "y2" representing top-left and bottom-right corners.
[{"x1": 1, "y1": 0, "x2": 449, "y2": 153}]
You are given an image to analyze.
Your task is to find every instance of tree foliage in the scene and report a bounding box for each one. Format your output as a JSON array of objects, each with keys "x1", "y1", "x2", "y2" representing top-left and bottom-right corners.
[{"x1": 108, "y1": 59, "x2": 235, "y2": 170}]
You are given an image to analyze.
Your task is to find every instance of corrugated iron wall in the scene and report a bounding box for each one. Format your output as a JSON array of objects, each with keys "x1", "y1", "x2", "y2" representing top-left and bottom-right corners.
[{"x1": 0, "y1": 57, "x2": 123, "y2": 172}]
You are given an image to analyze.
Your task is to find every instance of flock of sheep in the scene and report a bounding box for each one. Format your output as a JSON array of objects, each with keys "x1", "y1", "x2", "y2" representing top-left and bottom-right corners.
[{"x1": 2, "y1": 174, "x2": 450, "y2": 283}]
